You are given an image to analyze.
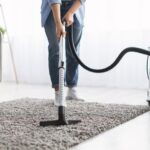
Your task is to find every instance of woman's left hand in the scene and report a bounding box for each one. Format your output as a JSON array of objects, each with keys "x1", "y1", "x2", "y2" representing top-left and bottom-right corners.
[{"x1": 63, "y1": 12, "x2": 74, "y2": 27}]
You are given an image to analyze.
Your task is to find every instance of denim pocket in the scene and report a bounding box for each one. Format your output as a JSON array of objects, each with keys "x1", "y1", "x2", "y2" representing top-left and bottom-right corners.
[{"x1": 73, "y1": 14, "x2": 84, "y2": 29}]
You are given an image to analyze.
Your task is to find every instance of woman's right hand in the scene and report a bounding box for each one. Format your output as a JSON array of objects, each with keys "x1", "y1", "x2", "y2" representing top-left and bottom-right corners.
[
  {"x1": 55, "y1": 22, "x2": 66, "y2": 39},
  {"x1": 51, "y1": 4, "x2": 66, "y2": 38}
]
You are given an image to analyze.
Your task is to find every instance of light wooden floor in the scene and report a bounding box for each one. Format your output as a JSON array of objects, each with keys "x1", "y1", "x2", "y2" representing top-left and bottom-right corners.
[{"x1": 0, "y1": 82, "x2": 150, "y2": 150}]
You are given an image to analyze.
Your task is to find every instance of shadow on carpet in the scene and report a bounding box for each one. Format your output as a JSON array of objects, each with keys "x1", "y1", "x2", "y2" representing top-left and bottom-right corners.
[{"x1": 0, "y1": 98, "x2": 149, "y2": 150}]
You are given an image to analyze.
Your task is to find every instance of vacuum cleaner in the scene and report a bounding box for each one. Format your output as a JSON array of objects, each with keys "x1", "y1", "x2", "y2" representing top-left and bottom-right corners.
[
  {"x1": 40, "y1": 23, "x2": 150, "y2": 127},
  {"x1": 146, "y1": 47, "x2": 150, "y2": 106}
]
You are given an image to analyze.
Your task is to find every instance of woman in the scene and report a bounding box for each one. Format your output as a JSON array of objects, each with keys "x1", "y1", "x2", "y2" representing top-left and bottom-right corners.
[{"x1": 41, "y1": 0, "x2": 86, "y2": 106}]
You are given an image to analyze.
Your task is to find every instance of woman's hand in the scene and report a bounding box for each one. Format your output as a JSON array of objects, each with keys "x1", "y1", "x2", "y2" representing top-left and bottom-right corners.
[
  {"x1": 51, "y1": 4, "x2": 66, "y2": 38},
  {"x1": 62, "y1": 0, "x2": 81, "y2": 26},
  {"x1": 63, "y1": 12, "x2": 74, "y2": 27},
  {"x1": 55, "y1": 22, "x2": 66, "y2": 38}
]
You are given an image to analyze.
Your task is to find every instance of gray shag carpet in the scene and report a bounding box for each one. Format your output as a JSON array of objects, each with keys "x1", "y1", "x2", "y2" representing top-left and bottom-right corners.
[{"x1": 0, "y1": 98, "x2": 149, "y2": 150}]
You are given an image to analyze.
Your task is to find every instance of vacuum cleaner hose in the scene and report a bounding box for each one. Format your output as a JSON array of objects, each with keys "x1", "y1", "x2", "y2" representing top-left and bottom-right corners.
[{"x1": 68, "y1": 25, "x2": 150, "y2": 73}]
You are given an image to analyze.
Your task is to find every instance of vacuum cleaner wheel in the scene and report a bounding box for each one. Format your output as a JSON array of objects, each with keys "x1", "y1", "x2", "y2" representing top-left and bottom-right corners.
[{"x1": 147, "y1": 100, "x2": 150, "y2": 106}]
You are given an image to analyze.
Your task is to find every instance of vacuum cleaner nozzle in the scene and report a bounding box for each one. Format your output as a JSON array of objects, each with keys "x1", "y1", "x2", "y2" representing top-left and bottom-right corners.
[{"x1": 39, "y1": 106, "x2": 81, "y2": 127}]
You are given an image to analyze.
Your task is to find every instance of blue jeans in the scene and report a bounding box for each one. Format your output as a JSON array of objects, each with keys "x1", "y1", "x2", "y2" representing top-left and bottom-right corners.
[{"x1": 44, "y1": 2, "x2": 83, "y2": 88}]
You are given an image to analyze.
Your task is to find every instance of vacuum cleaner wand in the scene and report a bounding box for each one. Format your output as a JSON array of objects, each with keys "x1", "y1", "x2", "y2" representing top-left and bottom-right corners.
[{"x1": 40, "y1": 24, "x2": 81, "y2": 126}]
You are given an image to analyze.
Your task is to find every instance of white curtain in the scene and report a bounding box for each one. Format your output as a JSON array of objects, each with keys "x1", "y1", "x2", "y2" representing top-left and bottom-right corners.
[{"x1": 1, "y1": 0, "x2": 150, "y2": 88}]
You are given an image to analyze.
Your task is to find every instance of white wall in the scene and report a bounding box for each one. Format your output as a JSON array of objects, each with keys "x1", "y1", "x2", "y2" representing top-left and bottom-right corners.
[{"x1": 1, "y1": 0, "x2": 150, "y2": 88}]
